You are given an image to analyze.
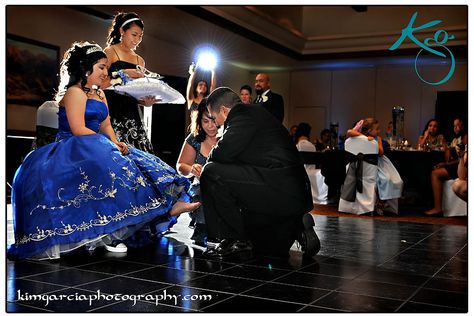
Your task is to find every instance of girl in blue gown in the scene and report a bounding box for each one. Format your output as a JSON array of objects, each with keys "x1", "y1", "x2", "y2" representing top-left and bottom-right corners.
[{"x1": 7, "y1": 42, "x2": 200, "y2": 260}]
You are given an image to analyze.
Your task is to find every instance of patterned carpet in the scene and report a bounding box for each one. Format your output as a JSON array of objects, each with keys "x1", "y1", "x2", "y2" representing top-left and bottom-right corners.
[{"x1": 312, "y1": 204, "x2": 467, "y2": 226}]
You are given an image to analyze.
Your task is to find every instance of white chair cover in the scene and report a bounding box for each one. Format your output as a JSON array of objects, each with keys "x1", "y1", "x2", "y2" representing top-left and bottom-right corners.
[
  {"x1": 377, "y1": 156, "x2": 403, "y2": 200},
  {"x1": 345, "y1": 136, "x2": 379, "y2": 155},
  {"x1": 296, "y1": 142, "x2": 328, "y2": 204},
  {"x1": 376, "y1": 155, "x2": 403, "y2": 214},
  {"x1": 306, "y1": 165, "x2": 329, "y2": 204},
  {"x1": 36, "y1": 101, "x2": 59, "y2": 128},
  {"x1": 338, "y1": 136, "x2": 378, "y2": 215},
  {"x1": 442, "y1": 179, "x2": 467, "y2": 217}
]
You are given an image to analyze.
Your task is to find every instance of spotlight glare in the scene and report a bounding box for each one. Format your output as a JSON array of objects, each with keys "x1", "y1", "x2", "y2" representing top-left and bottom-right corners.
[
  {"x1": 197, "y1": 52, "x2": 217, "y2": 71},
  {"x1": 194, "y1": 45, "x2": 219, "y2": 71}
]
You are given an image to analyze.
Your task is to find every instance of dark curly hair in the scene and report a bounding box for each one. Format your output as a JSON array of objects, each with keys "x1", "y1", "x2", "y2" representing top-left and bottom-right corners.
[
  {"x1": 190, "y1": 99, "x2": 210, "y2": 143},
  {"x1": 240, "y1": 84, "x2": 252, "y2": 95},
  {"x1": 421, "y1": 118, "x2": 439, "y2": 136},
  {"x1": 55, "y1": 41, "x2": 107, "y2": 101},
  {"x1": 192, "y1": 78, "x2": 209, "y2": 99},
  {"x1": 107, "y1": 12, "x2": 144, "y2": 46},
  {"x1": 294, "y1": 122, "x2": 312, "y2": 144}
]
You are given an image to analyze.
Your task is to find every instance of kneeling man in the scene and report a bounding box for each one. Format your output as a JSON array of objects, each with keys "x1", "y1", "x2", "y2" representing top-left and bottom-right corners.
[{"x1": 201, "y1": 87, "x2": 319, "y2": 258}]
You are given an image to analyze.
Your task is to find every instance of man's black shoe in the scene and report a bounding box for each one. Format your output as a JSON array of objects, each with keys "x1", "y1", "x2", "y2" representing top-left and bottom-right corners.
[
  {"x1": 298, "y1": 213, "x2": 321, "y2": 258},
  {"x1": 203, "y1": 239, "x2": 252, "y2": 258}
]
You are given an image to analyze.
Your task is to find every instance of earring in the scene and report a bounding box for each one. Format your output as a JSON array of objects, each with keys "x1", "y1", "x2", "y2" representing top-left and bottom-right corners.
[{"x1": 85, "y1": 72, "x2": 90, "y2": 77}]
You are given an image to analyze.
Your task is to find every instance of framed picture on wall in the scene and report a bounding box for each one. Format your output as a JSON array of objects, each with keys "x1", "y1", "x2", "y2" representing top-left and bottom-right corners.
[{"x1": 7, "y1": 33, "x2": 59, "y2": 106}]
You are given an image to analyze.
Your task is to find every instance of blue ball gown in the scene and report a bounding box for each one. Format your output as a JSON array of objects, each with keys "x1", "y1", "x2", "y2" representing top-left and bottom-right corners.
[{"x1": 8, "y1": 99, "x2": 191, "y2": 260}]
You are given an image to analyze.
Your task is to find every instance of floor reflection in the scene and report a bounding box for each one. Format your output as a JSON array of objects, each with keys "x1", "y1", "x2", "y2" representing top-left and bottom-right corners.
[{"x1": 7, "y1": 213, "x2": 467, "y2": 312}]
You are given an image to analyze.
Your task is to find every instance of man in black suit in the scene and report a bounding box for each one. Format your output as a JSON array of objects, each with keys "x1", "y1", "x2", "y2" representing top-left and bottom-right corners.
[
  {"x1": 200, "y1": 87, "x2": 319, "y2": 258},
  {"x1": 254, "y1": 73, "x2": 284, "y2": 123}
]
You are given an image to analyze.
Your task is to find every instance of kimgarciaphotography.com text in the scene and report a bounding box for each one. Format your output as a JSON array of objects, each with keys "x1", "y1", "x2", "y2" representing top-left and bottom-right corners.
[{"x1": 16, "y1": 289, "x2": 213, "y2": 307}]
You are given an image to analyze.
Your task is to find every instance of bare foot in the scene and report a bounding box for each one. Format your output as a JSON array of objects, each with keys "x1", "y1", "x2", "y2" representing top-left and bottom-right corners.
[
  {"x1": 424, "y1": 208, "x2": 442, "y2": 215},
  {"x1": 169, "y1": 201, "x2": 201, "y2": 216}
]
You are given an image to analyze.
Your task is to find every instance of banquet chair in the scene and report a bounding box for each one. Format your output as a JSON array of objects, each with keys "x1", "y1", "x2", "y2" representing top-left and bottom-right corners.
[
  {"x1": 338, "y1": 136, "x2": 379, "y2": 215},
  {"x1": 33, "y1": 100, "x2": 59, "y2": 149},
  {"x1": 305, "y1": 164, "x2": 329, "y2": 204},
  {"x1": 36, "y1": 100, "x2": 59, "y2": 129},
  {"x1": 442, "y1": 179, "x2": 467, "y2": 217},
  {"x1": 298, "y1": 151, "x2": 328, "y2": 204}
]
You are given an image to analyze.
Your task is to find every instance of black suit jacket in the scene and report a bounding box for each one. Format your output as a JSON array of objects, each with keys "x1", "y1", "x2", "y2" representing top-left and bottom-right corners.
[
  {"x1": 254, "y1": 90, "x2": 284, "y2": 123},
  {"x1": 208, "y1": 104, "x2": 312, "y2": 214}
]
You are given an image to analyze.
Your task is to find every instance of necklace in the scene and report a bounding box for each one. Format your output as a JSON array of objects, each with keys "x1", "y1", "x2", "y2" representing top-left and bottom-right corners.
[{"x1": 84, "y1": 85, "x2": 103, "y2": 100}]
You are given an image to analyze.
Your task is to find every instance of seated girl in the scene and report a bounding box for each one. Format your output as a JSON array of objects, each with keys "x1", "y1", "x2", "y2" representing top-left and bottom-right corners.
[
  {"x1": 347, "y1": 118, "x2": 403, "y2": 214},
  {"x1": 7, "y1": 42, "x2": 200, "y2": 260}
]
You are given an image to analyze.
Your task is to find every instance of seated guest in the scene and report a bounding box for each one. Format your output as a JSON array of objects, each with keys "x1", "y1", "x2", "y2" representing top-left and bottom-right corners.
[
  {"x1": 426, "y1": 132, "x2": 467, "y2": 215},
  {"x1": 239, "y1": 85, "x2": 252, "y2": 104},
  {"x1": 385, "y1": 121, "x2": 393, "y2": 140},
  {"x1": 315, "y1": 128, "x2": 331, "y2": 151},
  {"x1": 295, "y1": 122, "x2": 316, "y2": 152},
  {"x1": 445, "y1": 118, "x2": 465, "y2": 162},
  {"x1": 200, "y1": 87, "x2": 319, "y2": 258},
  {"x1": 176, "y1": 100, "x2": 219, "y2": 245},
  {"x1": 345, "y1": 118, "x2": 403, "y2": 214},
  {"x1": 449, "y1": 118, "x2": 465, "y2": 147},
  {"x1": 425, "y1": 121, "x2": 467, "y2": 216},
  {"x1": 416, "y1": 119, "x2": 447, "y2": 151},
  {"x1": 295, "y1": 123, "x2": 328, "y2": 204},
  {"x1": 452, "y1": 136, "x2": 467, "y2": 201}
]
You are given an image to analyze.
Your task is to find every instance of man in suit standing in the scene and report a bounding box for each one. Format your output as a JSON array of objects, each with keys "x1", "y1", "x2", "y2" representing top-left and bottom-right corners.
[
  {"x1": 254, "y1": 73, "x2": 284, "y2": 123},
  {"x1": 200, "y1": 87, "x2": 320, "y2": 258}
]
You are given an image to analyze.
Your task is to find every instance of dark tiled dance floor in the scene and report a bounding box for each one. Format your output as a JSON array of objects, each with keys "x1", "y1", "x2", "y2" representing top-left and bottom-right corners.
[{"x1": 7, "y1": 215, "x2": 467, "y2": 312}]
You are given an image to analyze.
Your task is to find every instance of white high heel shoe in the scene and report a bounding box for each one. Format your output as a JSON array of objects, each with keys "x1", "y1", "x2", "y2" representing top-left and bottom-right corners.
[{"x1": 105, "y1": 242, "x2": 128, "y2": 253}]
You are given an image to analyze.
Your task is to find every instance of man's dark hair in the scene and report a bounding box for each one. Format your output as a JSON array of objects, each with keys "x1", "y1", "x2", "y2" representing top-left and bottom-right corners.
[{"x1": 207, "y1": 87, "x2": 241, "y2": 113}]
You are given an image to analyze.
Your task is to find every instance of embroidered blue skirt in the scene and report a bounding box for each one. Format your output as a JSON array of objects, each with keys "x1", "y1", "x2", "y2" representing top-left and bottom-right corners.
[{"x1": 7, "y1": 134, "x2": 190, "y2": 260}]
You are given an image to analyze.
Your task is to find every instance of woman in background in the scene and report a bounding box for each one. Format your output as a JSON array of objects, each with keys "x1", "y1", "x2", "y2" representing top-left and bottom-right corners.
[
  {"x1": 239, "y1": 85, "x2": 252, "y2": 104},
  {"x1": 416, "y1": 119, "x2": 446, "y2": 151},
  {"x1": 186, "y1": 63, "x2": 216, "y2": 130},
  {"x1": 104, "y1": 12, "x2": 156, "y2": 153},
  {"x1": 294, "y1": 122, "x2": 316, "y2": 152},
  {"x1": 315, "y1": 128, "x2": 331, "y2": 151},
  {"x1": 176, "y1": 100, "x2": 219, "y2": 245},
  {"x1": 425, "y1": 119, "x2": 466, "y2": 216}
]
